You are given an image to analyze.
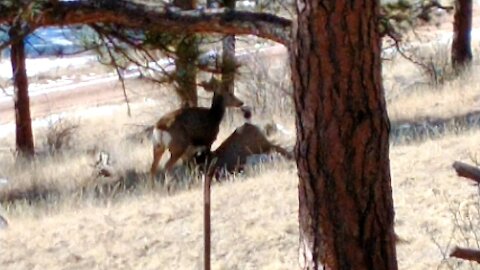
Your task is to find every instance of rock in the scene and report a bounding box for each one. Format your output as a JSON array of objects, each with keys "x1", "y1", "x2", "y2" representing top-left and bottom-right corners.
[
  {"x1": 0, "y1": 178, "x2": 8, "y2": 188},
  {"x1": 0, "y1": 215, "x2": 8, "y2": 229}
]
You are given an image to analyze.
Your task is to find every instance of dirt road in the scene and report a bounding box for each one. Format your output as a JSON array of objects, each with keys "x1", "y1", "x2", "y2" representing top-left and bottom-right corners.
[{"x1": 0, "y1": 78, "x2": 142, "y2": 125}]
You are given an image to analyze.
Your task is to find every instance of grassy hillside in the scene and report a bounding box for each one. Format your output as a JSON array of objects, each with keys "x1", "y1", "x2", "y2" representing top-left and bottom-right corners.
[
  {"x1": 2, "y1": 37, "x2": 480, "y2": 269},
  {"x1": 1, "y1": 129, "x2": 480, "y2": 269}
]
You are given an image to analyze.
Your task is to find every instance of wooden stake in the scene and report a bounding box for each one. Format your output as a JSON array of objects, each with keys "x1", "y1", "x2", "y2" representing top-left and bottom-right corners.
[{"x1": 204, "y1": 171, "x2": 213, "y2": 270}]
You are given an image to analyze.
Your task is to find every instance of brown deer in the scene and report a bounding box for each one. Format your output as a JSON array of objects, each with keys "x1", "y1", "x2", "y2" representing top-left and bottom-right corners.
[
  {"x1": 150, "y1": 78, "x2": 243, "y2": 186},
  {"x1": 193, "y1": 106, "x2": 293, "y2": 177}
]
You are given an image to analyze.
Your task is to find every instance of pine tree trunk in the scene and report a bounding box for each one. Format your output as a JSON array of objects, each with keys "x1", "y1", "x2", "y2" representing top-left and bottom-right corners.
[
  {"x1": 452, "y1": 0, "x2": 473, "y2": 71},
  {"x1": 174, "y1": 0, "x2": 198, "y2": 107},
  {"x1": 291, "y1": 1, "x2": 397, "y2": 269},
  {"x1": 221, "y1": 0, "x2": 236, "y2": 94},
  {"x1": 175, "y1": 34, "x2": 199, "y2": 107},
  {"x1": 9, "y1": 25, "x2": 34, "y2": 158}
]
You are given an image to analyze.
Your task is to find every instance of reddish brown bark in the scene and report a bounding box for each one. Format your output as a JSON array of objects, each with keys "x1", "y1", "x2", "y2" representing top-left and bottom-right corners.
[
  {"x1": 204, "y1": 172, "x2": 213, "y2": 270},
  {"x1": 291, "y1": 1, "x2": 397, "y2": 269},
  {"x1": 450, "y1": 246, "x2": 480, "y2": 263},
  {"x1": 452, "y1": 161, "x2": 480, "y2": 184},
  {"x1": 9, "y1": 26, "x2": 34, "y2": 158},
  {"x1": 452, "y1": 0, "x2": 473, "y2": 71}
]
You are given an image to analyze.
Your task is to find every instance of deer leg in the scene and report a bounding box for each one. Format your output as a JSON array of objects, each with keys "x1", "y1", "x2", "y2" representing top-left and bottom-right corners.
[
  {"x1": 164, "y1": 150, "x2": 186, "y2": 174},
  {"x1": 150, "y1": 144, "x2": 166, "y2": 187},
  {"x1": 163, "y1": 143, "x2": 188, "y2": 192},
  {"x1": 181, "y1": 145, "x2": 206, "y2": 163},
  {"x1": 272, "y1": 145, "x2": 294, "y2": 160}
]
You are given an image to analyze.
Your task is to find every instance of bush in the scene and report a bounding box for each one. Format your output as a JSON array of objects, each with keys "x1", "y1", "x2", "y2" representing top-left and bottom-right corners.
[{"x1": 45, "y1": 118, "x2": 79, "y2": 154}]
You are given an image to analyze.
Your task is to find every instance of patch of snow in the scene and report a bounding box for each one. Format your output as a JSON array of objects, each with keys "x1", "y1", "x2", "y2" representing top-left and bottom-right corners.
[
  {"x1": 0, "y1": 55, "x2": 97, "y2": 79},
  {"x1": 237, "y1": 1, "x2": 256, "y2": 8},
  {"x1": 0, "y1": 178, "x2": 8, "y2": 187},
  {"x1": 0, "y1": 103, "x2": 123, "y2": 139}
]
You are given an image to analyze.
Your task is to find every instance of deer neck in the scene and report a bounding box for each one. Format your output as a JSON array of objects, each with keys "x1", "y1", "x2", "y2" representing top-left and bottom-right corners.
[{"x1": 209, "y1": 93, "x2": 226, "y2": 123}]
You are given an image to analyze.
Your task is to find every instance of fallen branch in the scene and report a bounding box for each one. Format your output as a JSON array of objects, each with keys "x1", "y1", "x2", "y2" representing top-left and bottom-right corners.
[
  {"x1": 452, "y1": 161, "x2": 480, "y2": 184},
  {"x1": 450, "y1": 246, "x2": 480, "y2": 263}
]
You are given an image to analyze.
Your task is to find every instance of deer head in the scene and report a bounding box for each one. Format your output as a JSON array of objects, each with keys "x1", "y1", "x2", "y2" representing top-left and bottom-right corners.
[{"x1": 198, "y1": 77, "x2": 244, "y2": 108}]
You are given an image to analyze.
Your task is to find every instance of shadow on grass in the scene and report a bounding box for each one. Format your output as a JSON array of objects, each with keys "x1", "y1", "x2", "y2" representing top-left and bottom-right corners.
[
  {"x1": 79, "y1": 169, "x2": 148, "y2": 199},
  {"x1": 391, "y1": 110, "x2": 480, "y2": 144},
  {"x1": 0, "y1": 170, "x2": 147, "y2": 206},
  {"x1": 0, "y1": 166, "x2": 205, "y2": 207},
  {"x1": 0, "y1": 182, "x2": 61, "y2": 205}
]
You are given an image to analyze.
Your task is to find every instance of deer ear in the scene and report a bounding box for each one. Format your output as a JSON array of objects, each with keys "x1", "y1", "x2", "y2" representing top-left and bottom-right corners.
[
  {"x1": 199, "y1": 77, "x2": 221, "y2": 92},
  {"x1": 198, "y1": 80, "x2": 213, "y2": 92}
]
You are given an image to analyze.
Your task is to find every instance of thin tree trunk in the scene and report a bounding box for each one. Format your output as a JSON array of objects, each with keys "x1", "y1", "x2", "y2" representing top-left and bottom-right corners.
[
  {"x1": 174, "y1": 0, "x2": 198, "y2": 107},
  {"x1": 221, "y1": 0, "x2": 236, "y2": 94},
  {"x1": 451, "y1": 0, "x2": 472, "y2": 71},
  {"x1": 175, "y1": 35, "x2": 199, "y2": 107},
  {"x1": 9, "y1": 25, "x2": 34, "y2": 158},
  {"x1": 291, "y1": 1, "x2": 397, "y2": 269},
  {"x1": 206, "y1": 0, "x2": 217, "y2": 8}
]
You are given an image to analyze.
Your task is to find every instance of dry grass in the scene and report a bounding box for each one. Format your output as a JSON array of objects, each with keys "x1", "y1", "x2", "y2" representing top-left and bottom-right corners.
[
  {"x1": 384, "y1": 44, "x2": 480, "y2": 123},
  {"x1": 1, "y1": 130, "x2": 480, "y2": 269},
  {"x1": 0, "y1": 162, "x2": 299, "y2": 270},
  {"x1": 392, "y1": 130, "x2": 480, "y2": 269}
]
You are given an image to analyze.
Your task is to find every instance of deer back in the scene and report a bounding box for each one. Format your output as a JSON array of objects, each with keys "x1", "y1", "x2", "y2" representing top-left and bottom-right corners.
[
  {"x1": 156, "y1": 107, "x2": 222, "y2": 147},
  {"x1": 211, "y1": 123, "x2": 275, "y2": 172}
]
